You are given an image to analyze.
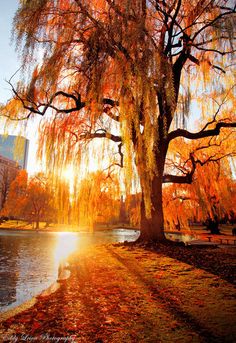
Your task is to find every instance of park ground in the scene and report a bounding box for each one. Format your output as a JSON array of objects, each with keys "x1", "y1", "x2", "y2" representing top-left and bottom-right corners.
[{"x1": 0, "y1": 243, "x2": 235, "y2": 343}]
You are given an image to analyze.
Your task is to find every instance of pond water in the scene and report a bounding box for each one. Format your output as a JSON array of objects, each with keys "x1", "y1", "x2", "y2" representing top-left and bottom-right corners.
[
  {"x1": 0, "y1": 229, "x2": 139, "y2": 313},
  {"x1": 165, "y1": 232, "x2": 196, "y2": 243}
]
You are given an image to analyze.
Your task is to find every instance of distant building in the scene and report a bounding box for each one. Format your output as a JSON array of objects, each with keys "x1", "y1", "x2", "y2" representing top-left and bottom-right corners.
[
  {"x1": 0, "y1": 135, "x2": 29, "y2": 169},
  {"x1": 0, "y1": 155, "x2": 20, "y2": 210}
]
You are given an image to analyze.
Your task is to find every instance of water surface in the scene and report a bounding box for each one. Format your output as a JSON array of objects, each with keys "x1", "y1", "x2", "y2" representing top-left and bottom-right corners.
[{"x1": 0, "y1": 229, "x2": 139, "y2": 313}]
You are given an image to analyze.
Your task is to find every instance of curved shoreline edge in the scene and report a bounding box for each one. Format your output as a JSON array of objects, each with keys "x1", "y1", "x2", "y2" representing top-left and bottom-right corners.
[
  {"x1": 0, "y1": 263, "x2": 71, "y2": 323},
  {"x1": 0, "y1": 298, "x2": 37, "y2": 323}
]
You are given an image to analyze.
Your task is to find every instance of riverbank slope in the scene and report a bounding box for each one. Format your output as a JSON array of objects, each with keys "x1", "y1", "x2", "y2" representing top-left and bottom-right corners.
[{"x1": 0, "y1": 243, "x2": 235, "y2": 342}]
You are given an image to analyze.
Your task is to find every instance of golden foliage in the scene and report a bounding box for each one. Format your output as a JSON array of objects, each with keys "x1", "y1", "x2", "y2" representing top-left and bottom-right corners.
[
  {"x1": 164, "y1": 131, "x2": 236, "y2": 230},
  {"x1": 2, "y1": 1, "x2": 235, "y2": 235},
  {"x1": 2, "y1": 171, "x2": 56, "y2": 226},
  {"x1": 73, "y1": 171, "x2": 121, "y2": 230},
  {"x1": 163, "y1": 162, "x2": 236, "y2": 231}
]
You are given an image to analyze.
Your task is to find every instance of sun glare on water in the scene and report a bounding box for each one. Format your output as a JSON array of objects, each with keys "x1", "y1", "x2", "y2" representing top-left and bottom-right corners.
[{"x1": 54, "y1": 232, "x2": 78, "y2": 265}]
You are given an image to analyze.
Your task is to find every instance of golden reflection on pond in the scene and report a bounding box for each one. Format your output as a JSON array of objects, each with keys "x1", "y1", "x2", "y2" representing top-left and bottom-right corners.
[
  {"x1": 0, "y1": 229, "x2": 139, "y2": 313},
  {"x1": 54, "y1": 232, "x2": 79, "y2": 266}
]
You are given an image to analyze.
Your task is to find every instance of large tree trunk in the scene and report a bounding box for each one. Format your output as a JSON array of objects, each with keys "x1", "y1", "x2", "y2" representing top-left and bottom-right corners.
[
  {"x1": 134, "y1": 129, "x2": 169, "y2": 243},
  {"x1": 138, "y1": 174, "x2": 167, "y2": 242}
]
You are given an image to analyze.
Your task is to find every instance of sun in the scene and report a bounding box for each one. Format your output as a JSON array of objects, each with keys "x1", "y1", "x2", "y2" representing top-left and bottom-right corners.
[
  {"x1": 62, "y1": 165, "x2": 75, "y2": 181},
  {"x1": 54, "y1": 232, "x2": 79, "y2": 266}
]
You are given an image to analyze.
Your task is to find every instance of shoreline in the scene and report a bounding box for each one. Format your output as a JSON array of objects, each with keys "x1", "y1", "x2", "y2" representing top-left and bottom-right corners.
[
  {"x1": 0, "y1": 261, "x2": 71, "y2": 323},
  {"x1": 0, "y1": 230, "x2": 235, "y2": 323},
  {"x1": 0, "y1": 225, "x2": 139, "y2": 233},
  {"x1": 0, "y1": 244, "x2": 235, "y2": 341},
  {"x1": 0, "y1": 298, "x2": 37, "y2": 323},
  {"x1": 0, "y1": 227, "x2": 82, "y2": 233}
]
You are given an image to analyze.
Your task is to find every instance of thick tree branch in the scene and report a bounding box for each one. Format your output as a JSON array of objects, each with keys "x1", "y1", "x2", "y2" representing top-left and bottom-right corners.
[
  {"x1": 164, "y1": 145, "x2": 235, "y2": 185},
  {"x1": 163, "y1": 173, "x2": 193, "y2": 184},
  {"x1": 168, "y1": 121, "x2": 236, "y2": 142},
  {"x1": 164, "y1": 0, "x2": 182, "y2": 55},
  {"x1": 173, "y1": 34, "x2": 191, "y2": 99},
  {"x1": 163, "y1": 153, "x2": 195, "y2": 184},
  {"x1": 103, "y1": 98, "x2": 119, "y2": 107},
  {"x1": 8, "y1": 78, "x2": 120, "y2": 121},
  {"x1": 80, "y1": 131, "x2": 122, "y2": 143},
  {"x1": 103, "y1": 98, "x2": 119, "y2": 121}
]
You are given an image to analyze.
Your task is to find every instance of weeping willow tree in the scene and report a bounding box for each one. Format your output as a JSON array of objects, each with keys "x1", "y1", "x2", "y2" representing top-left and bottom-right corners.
[
  {"x1": 72, "y1": 170, "x2": 121, "y2": 230},
  {"x1": 53, "y1": 176, "x2": 71, "y2": 224},
  {"x1": 163, "y1": 133, "x2": 236, "y2": 230},
  {"x1": 2, "y1": 0, "x2": 236, "y2": 242}
]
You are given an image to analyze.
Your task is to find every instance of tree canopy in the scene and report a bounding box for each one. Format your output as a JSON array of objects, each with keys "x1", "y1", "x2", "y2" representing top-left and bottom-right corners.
[
  {"x1": 72, "y1": 170, "x2": 120, "y2": 230},
  {"x1": 2, "y1": 171, "x2": 56, "y2": 229},
  {"x1": 163, "y1": 157, "x2": 236, "y2": 231},
  {"x1": 1, "y1": 0, "x2": 236, "y2": 241}
]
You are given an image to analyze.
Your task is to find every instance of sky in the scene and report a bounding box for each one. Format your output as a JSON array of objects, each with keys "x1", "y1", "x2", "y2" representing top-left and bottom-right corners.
[
  {"x1": 0, "y1": 0, "x2": 42, "y2": 175},
  {"x1": 0, "y1": 0, "x2": 19, "y2": 102}
]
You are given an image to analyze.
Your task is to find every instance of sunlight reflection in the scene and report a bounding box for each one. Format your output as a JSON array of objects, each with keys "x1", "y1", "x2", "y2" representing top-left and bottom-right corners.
[{"x1": 54, "y1": 232, "x2": 78, "y2": 266}]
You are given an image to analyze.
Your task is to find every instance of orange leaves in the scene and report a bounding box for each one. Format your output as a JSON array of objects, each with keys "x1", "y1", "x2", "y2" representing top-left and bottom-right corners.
[
  {"x1": 31, "y1": 321, "x2": 42, "y2": 332},
  {"x1": 1, "y1": 171, "x2": 56, "y2": 226},
  {"x1": 75, "y1": 170, "x2": 121, "y2": 228},
  {"x1": 26, "y1": 66, "x2": 40, "y2": 101},
  {"x1": 163, "y1": 157, "x2": 236, "y2": 229},
  {"x1": 56, "y1": 0, "x2": 72, "y2": 11},
  {"x1": 2, "y1": 98, "x2": 25, "y2": 121},
  {"x1": 199, "y1": 59, "x2": 212, "y2": 83},
  {"x1": 3, "y1": 0, "x2": 235, "y2": 241},
  {"x1": 1, "y1": 170, "x2": 28, "y2": 217}
]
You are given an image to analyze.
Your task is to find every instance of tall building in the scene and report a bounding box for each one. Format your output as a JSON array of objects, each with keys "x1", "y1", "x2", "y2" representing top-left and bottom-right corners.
[{"x1": 0, "y1": 135, "x2": 29, "y2": 169}]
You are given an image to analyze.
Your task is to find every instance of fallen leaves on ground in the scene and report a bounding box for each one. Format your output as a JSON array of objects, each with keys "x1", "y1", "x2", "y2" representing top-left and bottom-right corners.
[{"x1": 0, "y1": 244, "x2": 235, "y2": 342}]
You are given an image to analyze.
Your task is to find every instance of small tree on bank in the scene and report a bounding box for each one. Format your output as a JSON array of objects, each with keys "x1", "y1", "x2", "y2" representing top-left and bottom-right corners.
[
  {"x1": 2, "y1": 171, "x2": 56, "y2": 229},
  {"x1": 1, "y1": 170, "x2": 28, "y2": 218},
  {"x1": 2, "y1": 0, "x2": 236, "y2": 242},
  {"x1": 26, "y1": 177, "x2": 56, "y2": 230}
]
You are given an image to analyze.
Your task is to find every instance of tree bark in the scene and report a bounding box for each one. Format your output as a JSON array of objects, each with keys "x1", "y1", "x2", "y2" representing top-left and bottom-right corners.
[
  {"x1": 35, "y1": 215, "x2": 39, "y2": 231},
  {"x1": 138, "y1": 164, "x2": 167, "y2": 243}
]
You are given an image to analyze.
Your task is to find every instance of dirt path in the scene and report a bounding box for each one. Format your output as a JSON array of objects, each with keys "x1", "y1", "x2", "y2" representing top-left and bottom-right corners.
[{"x1": 0, "y1": 244, "x2": 235, "y2": 342}]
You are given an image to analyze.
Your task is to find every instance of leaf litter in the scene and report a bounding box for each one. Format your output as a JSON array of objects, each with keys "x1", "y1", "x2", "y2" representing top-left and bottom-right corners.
[{"x1": 0, "y1": 243, "x2": 235, "y2": 342}]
